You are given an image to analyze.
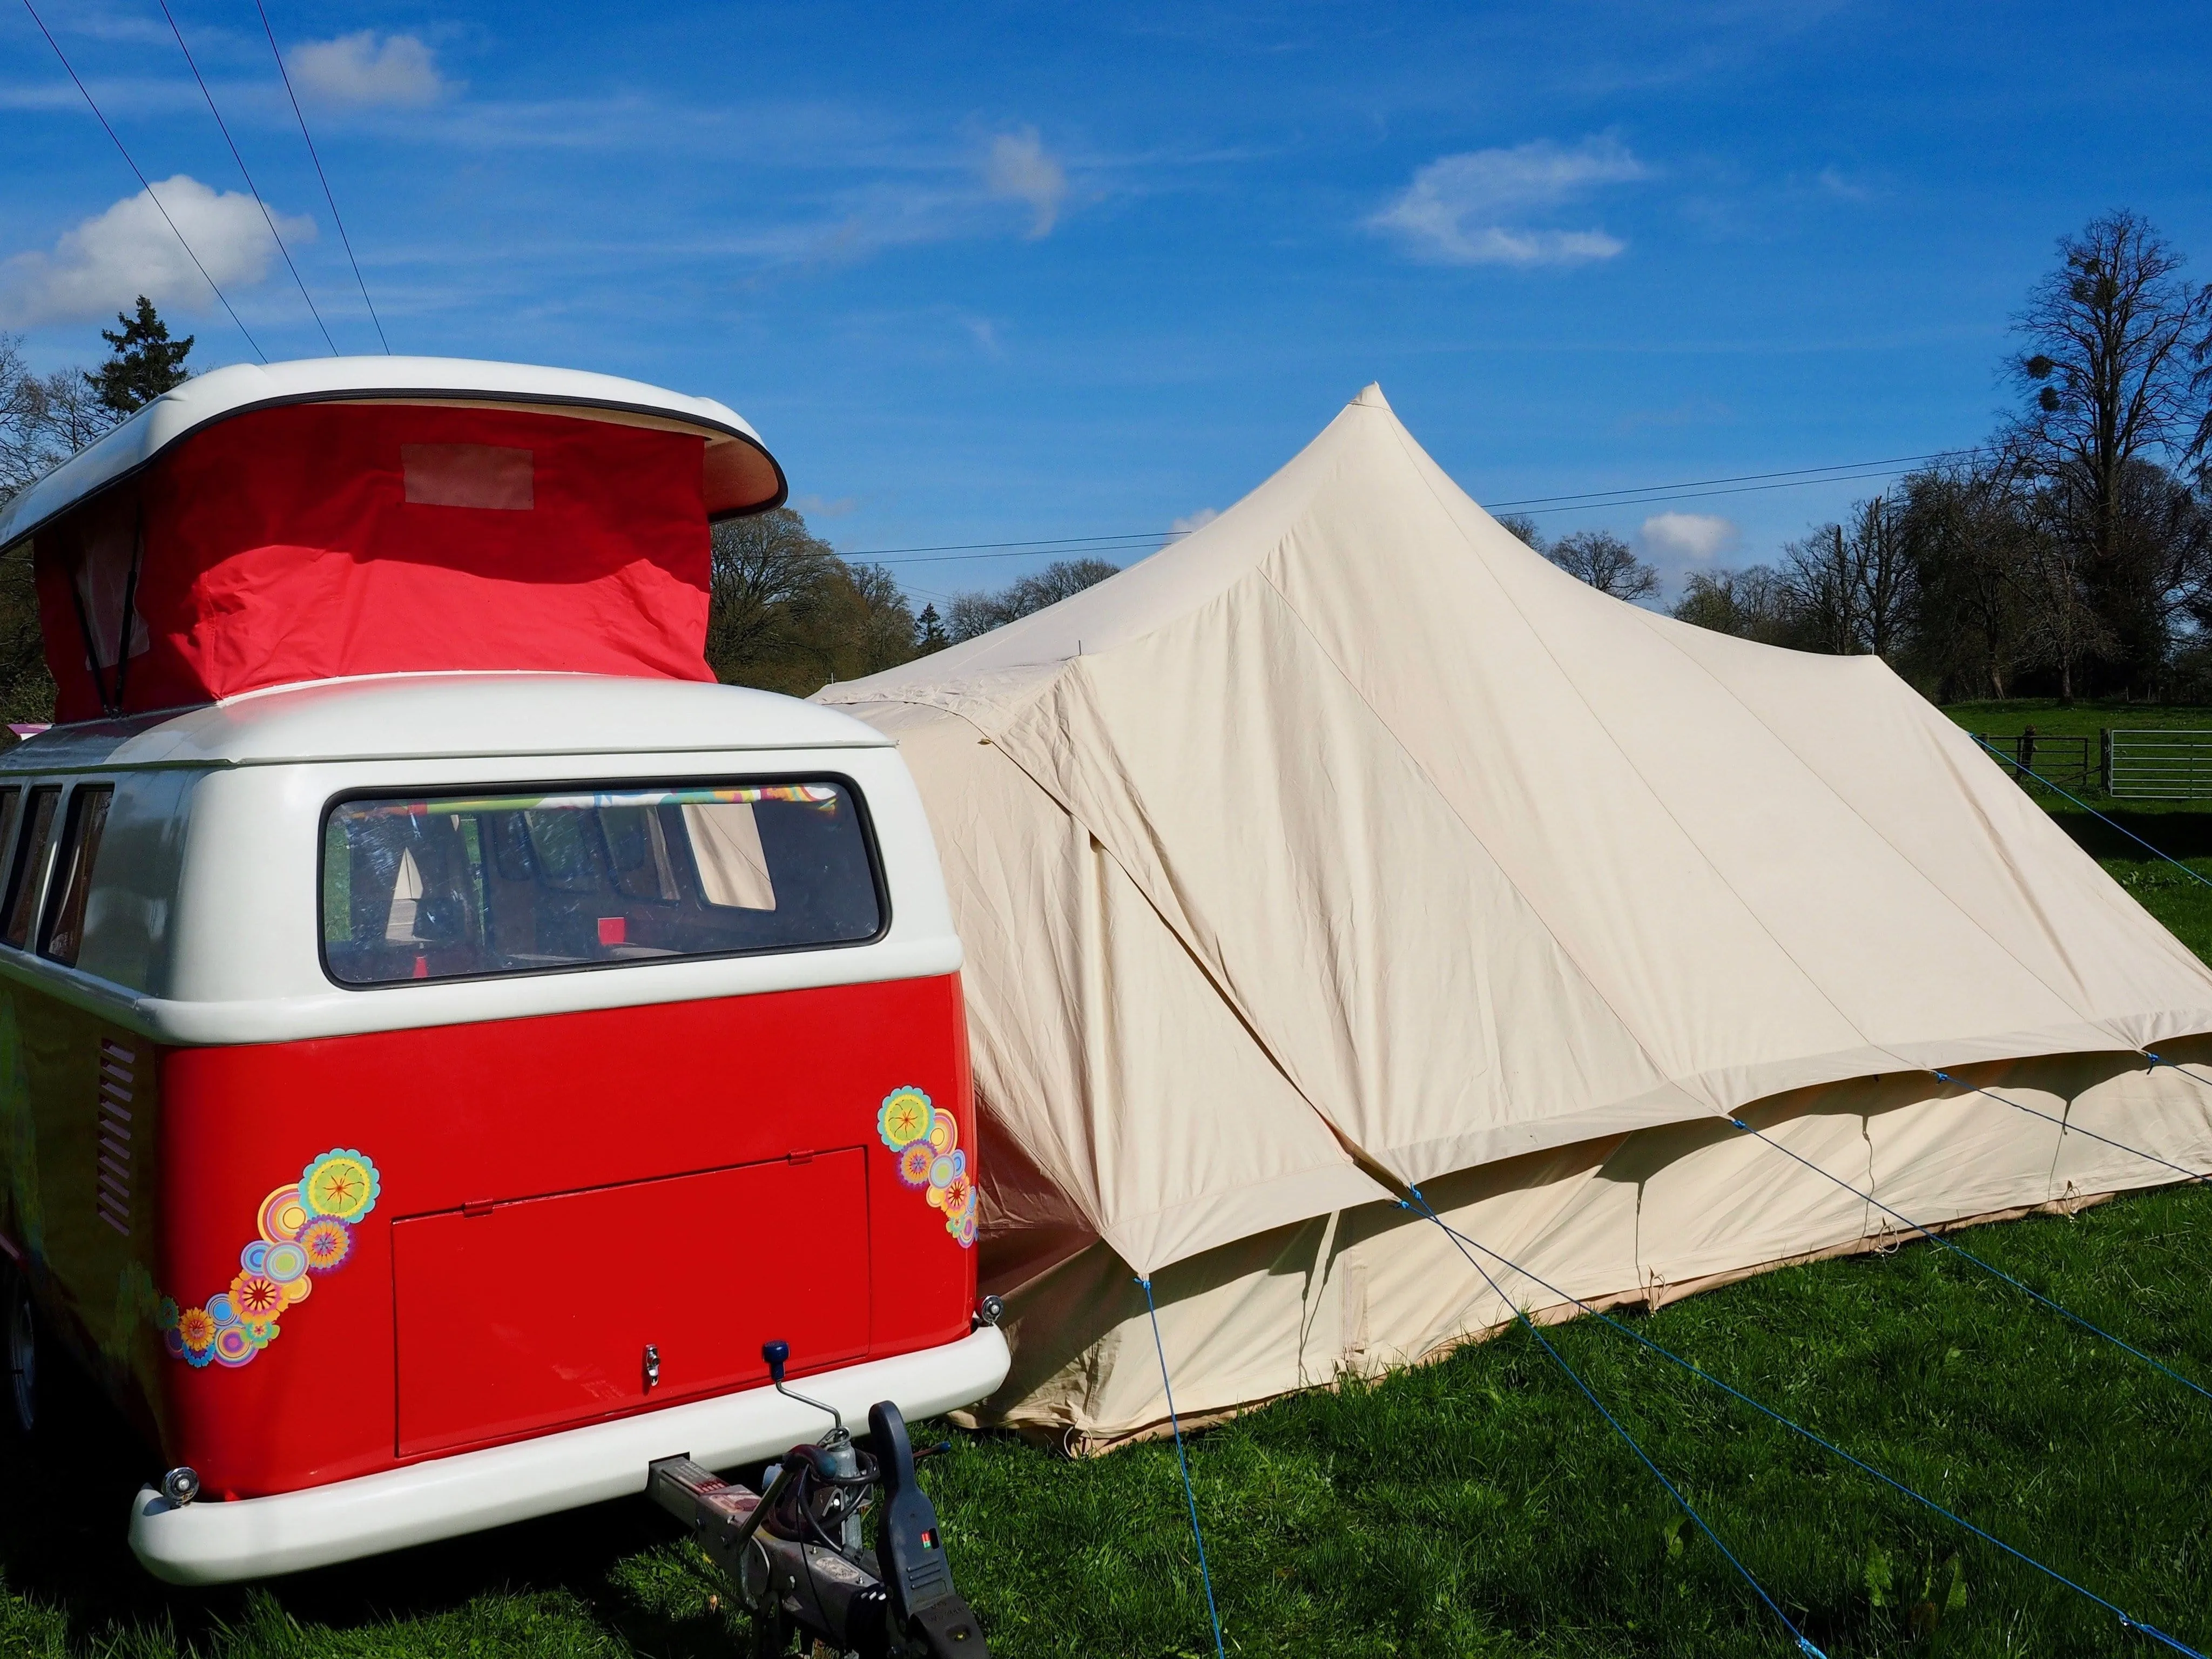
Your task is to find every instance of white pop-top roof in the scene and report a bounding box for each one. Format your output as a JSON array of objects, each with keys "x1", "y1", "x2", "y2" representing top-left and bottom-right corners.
[
  {"x1": 0, "y1": 671, "x2": 889, "y2": 774},
  {"x1": 0, "y1": 355, "x2": 786, "y2": 550}
]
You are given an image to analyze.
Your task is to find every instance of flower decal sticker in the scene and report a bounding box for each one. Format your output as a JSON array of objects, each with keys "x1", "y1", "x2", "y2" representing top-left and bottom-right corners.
[
  {"x1": 164, "y1": 1148, "x2": 379, "y2": 1372},
  {"x1": 298, "y1": 1217, "x2": 352, "y2": 1274},
  {"x1": 875, "y1": 1086, "x2": 975, "y2": 1249},
  {"x1": 301, "y1": 1150, "x2": 379, "y2": 1221},
  {"x1": 878, "y1": 1087, "x2": 934, "y2": 1151},
  {"x1": 258, "y1": 1185, "x2": 307, "y2": 1243}
]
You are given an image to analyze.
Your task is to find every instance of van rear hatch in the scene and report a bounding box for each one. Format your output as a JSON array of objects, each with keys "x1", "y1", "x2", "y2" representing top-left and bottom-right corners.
[{"x1": 393, "y1": 1150, "x2": 867, "y2": 1457}]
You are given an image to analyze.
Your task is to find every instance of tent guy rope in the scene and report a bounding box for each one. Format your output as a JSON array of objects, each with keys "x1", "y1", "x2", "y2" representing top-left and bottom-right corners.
[
  {"x1": 1411, "y1": 1202, "x2": 2207, "y2": 1658},
  {"x1": 1934, "y1": 1067, "x2": 2212, "y2": 1191},
  {"x1": 1138, "y1": 1275, "x2": 1228, "y2": 1659},
  {"x1": 1727, "y1": 1119, "x2": 2212, "y2": 1405},
  {"x1": 1971, "y1": 736, "x2": 2212, "y2": 892},
  {"x1": 1405, "y1": 1190, "x2": 1829, "y2": 1658}
]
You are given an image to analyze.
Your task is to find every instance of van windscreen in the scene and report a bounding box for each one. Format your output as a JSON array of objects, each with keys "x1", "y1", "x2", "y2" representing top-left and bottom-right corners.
[{"x1": 321, "y1": 781, "x2": 883, "y2": 987}]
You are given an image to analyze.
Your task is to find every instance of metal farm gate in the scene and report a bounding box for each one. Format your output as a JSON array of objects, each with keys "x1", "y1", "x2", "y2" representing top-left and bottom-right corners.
[{"x1": 2103, "y1": 730, "x2": 2212, "y2": 799}]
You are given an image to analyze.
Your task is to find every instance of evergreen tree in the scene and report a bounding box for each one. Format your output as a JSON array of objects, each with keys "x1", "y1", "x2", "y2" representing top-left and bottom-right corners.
[
  {"x1": 916, "y1": 603, "x2": 948, "y2": 651},
  {"x1": 85, "y1": 296, "x2": 193, "y2": 418}
]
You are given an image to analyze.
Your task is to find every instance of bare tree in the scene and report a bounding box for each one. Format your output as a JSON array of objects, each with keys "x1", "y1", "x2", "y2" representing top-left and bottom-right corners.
[
  {"x1": 1546, "y1": 529, "x2": 1658, "y2": 603},
  {"x1": 946, "y1": 557, "x2": 1120, "y2": 642},
  {"x1": 2012, "y1": 211, "x2": 2212, "y2": 685},
  {"x1": 1898, "y1": 456, "x2": 2035, "y2": 699},
  {"x1": 1779, "y1": 525, "x2": 1860, "y2": 654},
  {"x1": 1493, "y1": 512, "x2": 1545, "y2": 551},
  {"x1": 1, "y1": 332, "x2": 116, "y2": 502},
  {"x1": 1849, "y1": 495, "x2": 1916, "y2": 659},
  {"x1": 1671, "y1": 566, "x2": 1798, "y2": 644}
]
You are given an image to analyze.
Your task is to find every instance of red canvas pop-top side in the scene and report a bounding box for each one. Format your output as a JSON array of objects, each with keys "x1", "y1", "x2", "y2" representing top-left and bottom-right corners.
[{"x1": 34, "y1": 401, "x2": 717, "y2": 723}]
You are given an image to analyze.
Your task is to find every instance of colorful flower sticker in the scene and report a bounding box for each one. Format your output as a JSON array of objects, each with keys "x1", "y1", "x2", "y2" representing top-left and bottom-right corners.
[
  {"x1": 258, "y1": 1185, "x2": 308, "y2": 1244},
  {"x1": 877, "y1": 1087, "x2": 934, "y2": 1150},
  {"x1": 927, "y1": 1153, "x2": 956, "y2": 1191},
  {"x1": 939, "y1": 1175, "x2": 974, "y2": 1222},
  {"x1": 231, "y1": 1273, "x2": 285, "y2": 1322},
  {"x1": 300, "y1": 1150, "x2": 380, "y2": 1222},
  {"x1": 297, "y1": 1217, "x2": 352, "y2": 1275},
  {"x1": 164, "y1": 1147, "x2": 377, "y2": 1374},
  {"x1": 898, "y1": 1142, "x2": 936, "y2": 1188},
  {"x1": 927, "y1": 1113, "x2": 958, "y2": 1155},
  {"x1": 953, "y1": 1209, "x2": 978, "y2": 1248}
]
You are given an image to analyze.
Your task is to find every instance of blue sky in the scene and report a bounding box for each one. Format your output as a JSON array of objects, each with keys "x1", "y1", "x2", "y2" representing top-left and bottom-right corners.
[{"x1": 4, "y1": 1, "x2": 2209, "y2": 607}]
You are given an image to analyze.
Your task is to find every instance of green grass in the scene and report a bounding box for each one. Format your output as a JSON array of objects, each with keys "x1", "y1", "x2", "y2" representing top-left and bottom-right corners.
[
  {"x1": 1943, "y1": 698, "x2": 2212, "y2": 738},
  {"x1": 9, "y1": 700, "x2": 2212, "y2": 1657}
]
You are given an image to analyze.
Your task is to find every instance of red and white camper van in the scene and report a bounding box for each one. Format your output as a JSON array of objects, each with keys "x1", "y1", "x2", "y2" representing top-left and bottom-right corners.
[{"x1": 0, "y1": 360, "x2": 1008, "y2": 1584}]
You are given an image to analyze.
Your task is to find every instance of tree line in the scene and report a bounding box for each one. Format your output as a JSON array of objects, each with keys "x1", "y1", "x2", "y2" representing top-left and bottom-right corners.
[{"x1": 1525, "y1": 211, "x2": 2212, "y2": 705}]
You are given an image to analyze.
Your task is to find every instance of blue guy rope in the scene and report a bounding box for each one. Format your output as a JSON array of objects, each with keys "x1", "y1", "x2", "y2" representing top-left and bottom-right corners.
[
  {"x1": 1728, "y1": 1119, "x2": 2212, "y2": 1406},
  {"x1": 1971, "y1": 734, "x2": 2212, "y2": 893},
  {"x1": 2146, "y1": 1051, "x2": 2212, "y2": 1096},
  {"x1": 1417, "y1": 1206, "x2": 2207, "y2": 1658},
  {"x1": 1933, "y1": 1069, "x2": 2212, "y2": 1192},
  {"x1": 1404, "y1": 1190, "x2": 1829, "y2": 1659},
  {"x1": 1136, "y1": 1275, "x2": 1227, "y2": 1659}
]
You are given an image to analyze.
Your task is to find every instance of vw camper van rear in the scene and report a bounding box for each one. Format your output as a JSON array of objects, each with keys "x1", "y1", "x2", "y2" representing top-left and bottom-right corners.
[{"x1": 0, "y1": 360, "x2": 1008, "y2": 1583}]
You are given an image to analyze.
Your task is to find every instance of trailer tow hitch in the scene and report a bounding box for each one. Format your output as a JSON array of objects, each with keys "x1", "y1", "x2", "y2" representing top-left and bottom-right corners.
[{"x1": 648, "y1": 1350, "x2": 988, "y2": 1656}]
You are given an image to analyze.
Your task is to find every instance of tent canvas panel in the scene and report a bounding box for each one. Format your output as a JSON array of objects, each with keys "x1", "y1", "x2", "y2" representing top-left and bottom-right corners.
[{"x1": 967, "y1": 1053, "x2": 2212, "y2": 1444}]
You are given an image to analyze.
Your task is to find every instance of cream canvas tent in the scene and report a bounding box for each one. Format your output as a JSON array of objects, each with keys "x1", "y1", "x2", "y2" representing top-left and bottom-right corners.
[{"x1": 819, "y1": 386, "x2": 2212, "y2": 1447}]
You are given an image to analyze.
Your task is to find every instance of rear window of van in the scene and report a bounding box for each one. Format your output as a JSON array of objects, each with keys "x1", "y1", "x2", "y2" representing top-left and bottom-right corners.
[{"x1": 321, "y1": 780, "x2": 885, "y2": 987}]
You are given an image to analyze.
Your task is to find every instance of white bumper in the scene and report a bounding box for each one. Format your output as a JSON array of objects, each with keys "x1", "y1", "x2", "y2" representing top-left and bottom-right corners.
[{"x1": 131, "y1": 1326, "x2": 1010, "y2": 1585}]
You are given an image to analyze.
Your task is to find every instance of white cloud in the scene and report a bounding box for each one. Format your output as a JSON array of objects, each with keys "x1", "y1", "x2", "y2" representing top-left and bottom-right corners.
[
  {"x1": 984, "y1": 128, "x2": 1067, "y2": 238},
  {"x1": 1816, "y1": 165, "x2": 1871, "y2": 201},
  {"x1": 1171, "y1": 507, "x2": 1219, "y2": 534},
  {"x1": 0, "y1": 177, "x2": 312, "y2": 327},
  {"x1": 1637, "y1": 512, "x2": 1737, "y2": 563},
  {"x1": 290, "y1": 32, "x2": 451, "y2": 109},
  {"x1": 1371, "y1": 136, "x2": 1644, "y2": 266}
]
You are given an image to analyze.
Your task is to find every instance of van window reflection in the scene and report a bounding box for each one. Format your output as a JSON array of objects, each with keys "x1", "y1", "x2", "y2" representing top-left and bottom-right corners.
[{"x1": 321, "y1": 781, "x2": 881, "y2": 986}]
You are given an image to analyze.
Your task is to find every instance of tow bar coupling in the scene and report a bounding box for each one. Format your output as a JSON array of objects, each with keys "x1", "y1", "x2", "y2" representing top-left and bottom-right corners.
[{"x1": 648, "y1": 1399, "x2": 988, "y2": 1657}]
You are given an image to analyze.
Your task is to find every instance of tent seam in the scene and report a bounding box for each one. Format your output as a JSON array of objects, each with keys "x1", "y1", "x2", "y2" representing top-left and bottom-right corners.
[
  {"x1": 1616, "y1": 611, "x2": 2141, "y2": 1045},
  {"x1": 1380, "y1": 424, "x2": 1884, "y2": 1069}
]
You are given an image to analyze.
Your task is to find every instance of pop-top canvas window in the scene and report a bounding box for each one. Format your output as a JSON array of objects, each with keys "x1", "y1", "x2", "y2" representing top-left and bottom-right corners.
[{"x1": 321, "y1": 781, "x2": 882, "y2": 986}]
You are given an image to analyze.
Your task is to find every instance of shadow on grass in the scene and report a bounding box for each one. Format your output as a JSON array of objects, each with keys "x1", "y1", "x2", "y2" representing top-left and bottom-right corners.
[{"x1": 0, "y1": 1350, "x2": 737, "y2": 1657}]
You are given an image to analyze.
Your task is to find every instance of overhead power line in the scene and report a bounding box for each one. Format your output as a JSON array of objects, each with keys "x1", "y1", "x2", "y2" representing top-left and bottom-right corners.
[
  {"x1": 21, "y1": 0, "x2": 266, "y2": 362},
  {"x1": 253, "y1": 0, "x2": 390, "y2": 354},
  {"x1": 847, "y1": 447, "x2": 1991, "y2": 565},
  {"x1": 158, "y1": 0, "x2": 335, "y2": 355}
]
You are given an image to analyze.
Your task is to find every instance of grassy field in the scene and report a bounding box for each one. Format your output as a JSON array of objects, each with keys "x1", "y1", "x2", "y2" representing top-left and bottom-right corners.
[{"x1": 7, "y1": 700, "x2": 2212, "y2": 1658}]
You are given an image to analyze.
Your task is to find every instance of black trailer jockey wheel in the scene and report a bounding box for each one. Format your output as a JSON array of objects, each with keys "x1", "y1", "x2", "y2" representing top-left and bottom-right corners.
[{"x1": 650, "y1": 1344, "x2": 989, "y2": 1658}]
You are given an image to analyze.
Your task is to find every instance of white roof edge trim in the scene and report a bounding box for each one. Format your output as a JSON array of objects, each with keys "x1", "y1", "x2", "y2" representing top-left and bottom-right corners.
[{"x1": 0, "y1": 355, "x2": 784, "y2": 549}]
